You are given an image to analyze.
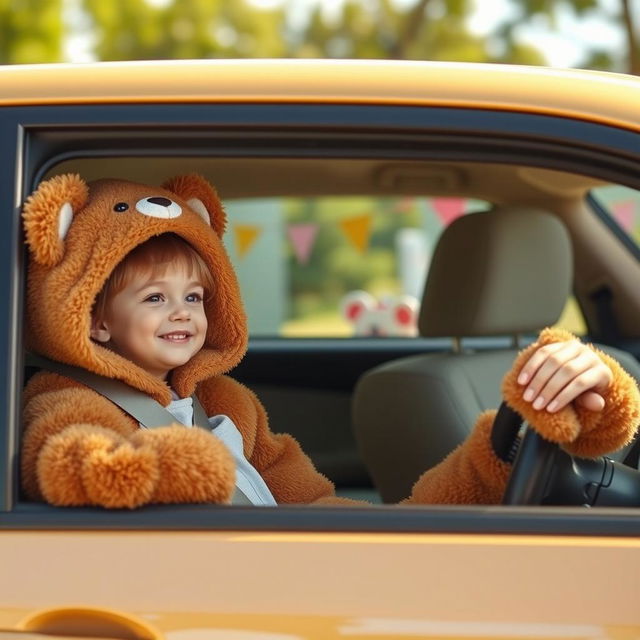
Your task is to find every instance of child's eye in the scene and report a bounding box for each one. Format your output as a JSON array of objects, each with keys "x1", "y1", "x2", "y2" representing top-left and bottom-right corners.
[
  {"x1": 186, "y1": 292, "x2": 203, "y2": 303},
  {"x1": 144, "y1": 293, "x2": 164, "y2": 303}
]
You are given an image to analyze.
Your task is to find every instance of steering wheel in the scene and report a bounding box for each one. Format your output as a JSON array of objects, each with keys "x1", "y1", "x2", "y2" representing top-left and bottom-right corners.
[{"x1": 494, "y1": 402, "x2": 640, "y2": 507}]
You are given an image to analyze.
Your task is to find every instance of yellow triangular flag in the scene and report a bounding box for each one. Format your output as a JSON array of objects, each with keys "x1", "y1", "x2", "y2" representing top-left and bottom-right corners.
[
  {"x1": 340, "y1": 214, "x2": 372, "y2": 253},
  {"x1": 233, "y1": 224, "x2": 261, "y2": 259}
]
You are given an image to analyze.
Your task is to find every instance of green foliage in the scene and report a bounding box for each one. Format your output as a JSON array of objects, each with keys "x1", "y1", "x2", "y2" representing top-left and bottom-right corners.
[
  {"x1": 0, "y1": 0, "x2": 63, "y2": 64},
  {"x1": 82, "y1": 0, "x2": 285, "y2": 60},
  {"x1": 0, "y1": 0, "x2": 635, "y2": 74}
]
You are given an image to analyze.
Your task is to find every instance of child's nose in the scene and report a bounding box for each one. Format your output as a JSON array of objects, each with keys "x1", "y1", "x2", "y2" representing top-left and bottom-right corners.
[{"x1": 169, "y1": 303, "x2": 190, "y2": 321}]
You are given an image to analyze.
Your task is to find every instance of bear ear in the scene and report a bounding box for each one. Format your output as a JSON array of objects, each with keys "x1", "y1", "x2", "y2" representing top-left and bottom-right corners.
[
  {"x1": 161, "y1": 174, "x2": 227, "y2": 237},
  {"x1": 22, "y1": 174, "x2": 89, "y2": 267}
]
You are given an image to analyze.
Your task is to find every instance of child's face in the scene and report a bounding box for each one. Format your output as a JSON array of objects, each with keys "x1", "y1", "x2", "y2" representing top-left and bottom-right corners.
[{"x1": 91, "y1": 265, "x2": 208, "y2": 380}]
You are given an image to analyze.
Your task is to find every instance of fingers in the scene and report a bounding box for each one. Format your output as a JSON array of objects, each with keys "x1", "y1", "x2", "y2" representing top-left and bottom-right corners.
[
  {"x1": 575, "y1": 390, "x2": 606, "y2": 412},
  {"x1": 517, "y1": 341, "x2": 580, "y2": 387},
  {"x1": 517, "y1": 341, "x2": 613, "y2": 413}
]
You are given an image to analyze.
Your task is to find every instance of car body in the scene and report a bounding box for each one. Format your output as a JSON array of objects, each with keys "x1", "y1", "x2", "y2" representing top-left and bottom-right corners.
[{"x1": 1, "y1": 59, "x2": 640, "y2": 639}]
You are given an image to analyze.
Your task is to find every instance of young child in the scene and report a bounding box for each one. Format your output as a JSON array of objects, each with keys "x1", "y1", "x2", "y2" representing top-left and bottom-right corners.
[
  {"x1": 89, "y1": 233, "x2": 277, "y2": 506},
  {"x1": 20, "y1": 174, "x2": 640, "y2": 508}
]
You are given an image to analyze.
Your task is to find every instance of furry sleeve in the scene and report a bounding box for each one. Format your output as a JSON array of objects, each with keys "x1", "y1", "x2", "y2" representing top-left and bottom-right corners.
[
  {"x1": 402, "y1": 410, "x2": 510, "y2": 504},
  {"x1": 22, "y1": 371, "x2": 235, "y2": 508},
  {"x1": 404, "y1": 328, "x2": 640, "y2": 505},
  {"x1": 501, "y1": 328, "x2": 640, "y2": 458},
  {"x1": 195, "y1": 375, "x2": 356, "y2": 505}
]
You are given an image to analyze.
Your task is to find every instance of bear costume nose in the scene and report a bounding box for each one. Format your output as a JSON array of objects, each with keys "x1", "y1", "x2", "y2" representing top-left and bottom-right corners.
[
  {"x1": 136, "y1": 196, "x2": 182, "y2": 219},
  {"x1": 147, "y1": 196, "x2": 173, "y2": 207}
]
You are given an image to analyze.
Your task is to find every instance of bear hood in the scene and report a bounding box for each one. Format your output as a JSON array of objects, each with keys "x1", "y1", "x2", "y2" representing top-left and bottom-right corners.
[{"x1": 23, "y1": 174, "x2": 248, "y2": 406}]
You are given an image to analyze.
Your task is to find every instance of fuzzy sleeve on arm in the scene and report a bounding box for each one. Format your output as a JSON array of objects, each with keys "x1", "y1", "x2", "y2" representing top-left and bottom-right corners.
[
  {"x1": 195, "y1": 375, "x2": 357, "y2": 505},
  {"x1": 22, "y1": 371, "x2": 236, "y2": 508},
  {"x1": 501, "y1": 327, "x2": 640, "y2": 458},
  {"x1": 21, "y1": 371, "x2": 145, "y2": 505},
  {"x1": 405, "y1": 327, "x2": 640, "y2": 506},
  {"x1": 402, "y1": 410, "x2": 511, "y2": 505}
]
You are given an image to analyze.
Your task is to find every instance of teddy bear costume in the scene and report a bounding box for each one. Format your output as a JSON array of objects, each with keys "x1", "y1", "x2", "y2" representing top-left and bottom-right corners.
[{"x1": 20, "y1": 174, "x2": 640, "y2": 508}]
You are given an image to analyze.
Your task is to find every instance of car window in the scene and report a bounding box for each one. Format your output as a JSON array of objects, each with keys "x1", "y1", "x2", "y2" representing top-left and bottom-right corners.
[
  {"x1": 225, "y1": 194, "x2": 587, "y2": 338},
  {"x1": 225, "y1": 195, "x2": 487, "y2": 337},
  {"x1": 590, "y1": 184, "x2": 640, "y2": 245}
]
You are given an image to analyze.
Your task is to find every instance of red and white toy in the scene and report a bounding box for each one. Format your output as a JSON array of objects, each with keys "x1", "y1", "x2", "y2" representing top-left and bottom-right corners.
[{"x1": 341, "y1": 290, "x2": 419, "y2": 337}]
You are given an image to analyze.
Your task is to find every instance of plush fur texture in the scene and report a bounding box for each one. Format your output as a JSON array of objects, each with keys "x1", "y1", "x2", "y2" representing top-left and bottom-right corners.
[
  {"x1": 21, "y1": 175, "x2": 640, "y2": 508},
  {"x1": 404, "y1": 410, "x2": 510, "y2": 505},
  {"x1": 502, "y1": 328, "x2": 640, "y2": 458},
  {"x1": 405, "y1": 327, "x2": 640, "y2": 504}
]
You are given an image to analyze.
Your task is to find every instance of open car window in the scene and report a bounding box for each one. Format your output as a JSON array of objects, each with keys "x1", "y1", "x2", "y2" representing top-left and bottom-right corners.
[
  {"x1": 0, "y1": 71, "x2": 633, "y2": 539},
  {"x1": 225, "y1": 193, "x2": 590, "y2": 340},
  {"x1": 225, "y1": 194, "x2": 487, "y2": 338}
]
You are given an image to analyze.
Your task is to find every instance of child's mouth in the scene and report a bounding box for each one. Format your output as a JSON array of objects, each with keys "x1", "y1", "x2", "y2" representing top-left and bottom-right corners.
[{"x1": 159, "y1": 332, "x2": 192, "y2": 342}]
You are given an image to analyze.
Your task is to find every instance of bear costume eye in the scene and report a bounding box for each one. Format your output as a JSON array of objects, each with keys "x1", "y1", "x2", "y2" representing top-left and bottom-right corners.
[{"x1": 113, "y1": 202, "x2": 129, "y2": 212}]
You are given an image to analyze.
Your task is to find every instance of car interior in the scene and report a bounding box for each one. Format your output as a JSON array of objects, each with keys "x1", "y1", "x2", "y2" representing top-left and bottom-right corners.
[{"x1": 40, "y1": 156, "x2": 640, "y2": 507}]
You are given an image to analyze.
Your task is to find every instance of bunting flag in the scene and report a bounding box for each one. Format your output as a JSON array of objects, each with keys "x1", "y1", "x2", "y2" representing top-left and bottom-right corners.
[
  {"x1": 340, "y1": 213, "x2": 372, "y2": 254},
  {"x1": 611, "y1": 201, "x2": 636, "y2": 232},
  {"x1": 432, "y1": 197, "x2": 466, "y2": 226},
  {"x1": 287, "y1": 223, "x2": 319, "y2": 265},
  {"x1": 233, "y1": 224, "x2": 261, "y2": 259}
]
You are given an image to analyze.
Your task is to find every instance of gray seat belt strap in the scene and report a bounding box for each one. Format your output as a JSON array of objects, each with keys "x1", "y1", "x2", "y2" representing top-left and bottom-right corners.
[
  {"x1": 27, "y1": 353, "x2": 198, "y2": 429},
  {"x1": 26, "y1": 353, "x2": 253, "y2": 506}
]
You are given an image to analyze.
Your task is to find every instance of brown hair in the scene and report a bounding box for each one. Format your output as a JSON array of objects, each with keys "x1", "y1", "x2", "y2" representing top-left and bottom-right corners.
[{"x1": 92, "y1": 234, "x2": 214, "y2": 322}]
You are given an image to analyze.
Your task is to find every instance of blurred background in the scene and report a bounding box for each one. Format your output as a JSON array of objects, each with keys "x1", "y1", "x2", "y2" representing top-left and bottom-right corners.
[{"x1": 1, "y1": 0, "x2": 638, "y2": 73}]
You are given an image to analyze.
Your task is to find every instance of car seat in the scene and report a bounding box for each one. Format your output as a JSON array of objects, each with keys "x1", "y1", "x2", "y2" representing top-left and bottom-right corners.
[{"x1": 352, "y1": 206, "x2": 640, "y2": 503}]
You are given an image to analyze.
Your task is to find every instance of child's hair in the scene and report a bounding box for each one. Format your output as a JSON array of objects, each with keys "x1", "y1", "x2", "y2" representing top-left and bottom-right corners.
[{"x1": 92, "y1": 233, "x2": 214, "y2": 322}]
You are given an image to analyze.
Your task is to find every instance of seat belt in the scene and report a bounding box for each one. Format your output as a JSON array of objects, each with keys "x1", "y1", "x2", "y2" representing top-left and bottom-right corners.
[{"x1": 26, "y1": 353, "x2": 252, "y2": 505}]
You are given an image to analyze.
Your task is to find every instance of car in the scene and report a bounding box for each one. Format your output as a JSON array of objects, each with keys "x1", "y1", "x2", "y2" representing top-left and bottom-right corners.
[{"x1": 1, "y1": 59, "x2": 640, "y2": 638}]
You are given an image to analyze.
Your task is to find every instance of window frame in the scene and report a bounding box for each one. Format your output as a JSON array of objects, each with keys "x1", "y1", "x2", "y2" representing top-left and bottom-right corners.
[{"x1": 1, "y1": 101, "x2": 639, "y2": 535}]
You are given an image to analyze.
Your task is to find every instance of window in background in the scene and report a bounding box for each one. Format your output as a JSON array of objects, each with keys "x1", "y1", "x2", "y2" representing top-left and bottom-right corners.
[
  {"x1": 224, "y1": 196, "x2": 487, "y2": 337},
  {"x1": 591, "y1": 184, "x2": 640, "y2": 247}
]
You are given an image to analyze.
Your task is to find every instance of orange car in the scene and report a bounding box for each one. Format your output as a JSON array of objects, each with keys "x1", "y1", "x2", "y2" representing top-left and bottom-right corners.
[{"x1": 1, "y1": 60, "x2": 640, "y2": 639}]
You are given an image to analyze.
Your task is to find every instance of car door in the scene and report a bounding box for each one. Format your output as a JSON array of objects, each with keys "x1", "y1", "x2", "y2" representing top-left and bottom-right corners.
[{"x1": 1, "y1": 61, "x2": 640, "y2": 638}]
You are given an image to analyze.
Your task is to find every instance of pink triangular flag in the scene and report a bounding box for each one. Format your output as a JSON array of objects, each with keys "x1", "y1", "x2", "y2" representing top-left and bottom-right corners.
[
  {"x1": 433, "y1": 198, "x2": 466, "y2": 226},
  {"x1": 611, "y1": 201, "x2": 635, "y2": 232},
  {"x1": 287, "y1": 223, "x2": 318, "y2": 265}
]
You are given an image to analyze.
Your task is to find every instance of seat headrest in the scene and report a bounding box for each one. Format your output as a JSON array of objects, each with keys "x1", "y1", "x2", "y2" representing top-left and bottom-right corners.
[{"x1": 419, "y1": 207, "x2": 572, "y2": 337}]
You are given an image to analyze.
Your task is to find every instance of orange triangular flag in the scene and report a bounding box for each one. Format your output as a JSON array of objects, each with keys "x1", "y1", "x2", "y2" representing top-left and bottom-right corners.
[
  {"x1": 340, "y1": 214, "x2": 372, "y2": 253},
  {"x1": 233, "y1": 224, "x2": 261, "y2": 258}
]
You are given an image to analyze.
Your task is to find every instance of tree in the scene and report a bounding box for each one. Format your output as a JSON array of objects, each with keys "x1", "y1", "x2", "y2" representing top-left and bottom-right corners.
[
  {"x1": 0, "y1": 0, "x2": 63, "y2": 64},
  {"x1": 283, "y1": 0, "x2": 546, "y2": 64},
  {"x1": 80, "y1": 0, "x2": 286, "y2": 60},
  {"x1": 283, "y1": 0, "x2": 637, "y2": 72},
  {"x1": 497, "y1": 0, "x2": 638, "y2": 74},
  {"x1": 621, "y1": 0, "x2": 639, "y2": 74}
]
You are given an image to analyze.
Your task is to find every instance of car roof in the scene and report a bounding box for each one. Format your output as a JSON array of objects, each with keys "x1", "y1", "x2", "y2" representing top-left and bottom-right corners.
[{"x1": 0, "y1": 59, "x2": 639, "y2": 132}]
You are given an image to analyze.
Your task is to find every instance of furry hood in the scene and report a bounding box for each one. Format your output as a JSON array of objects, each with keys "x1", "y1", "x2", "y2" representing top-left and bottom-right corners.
[{"x1": 23, "y1": 174, "x2": 248, "y2": 405}]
